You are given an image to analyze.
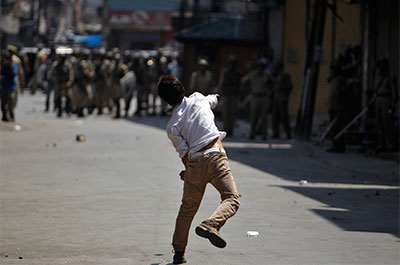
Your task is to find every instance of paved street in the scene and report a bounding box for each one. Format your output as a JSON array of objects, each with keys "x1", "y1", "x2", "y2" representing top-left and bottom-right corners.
[{"x1": 1, "y1": 93, "x2": 399, "y2": 265}]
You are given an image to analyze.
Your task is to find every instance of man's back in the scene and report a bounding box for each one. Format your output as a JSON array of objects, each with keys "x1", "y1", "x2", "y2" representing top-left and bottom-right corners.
[{"x1": 167, "y1": 92, "x2": 225, "y2": 158}]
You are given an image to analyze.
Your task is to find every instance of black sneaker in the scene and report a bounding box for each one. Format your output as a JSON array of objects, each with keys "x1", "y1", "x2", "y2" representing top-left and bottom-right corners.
[
  {"x1": 173, "y1": 250, "x2": 186, "y2": 264},
  {"x1": 195, "y1": 223, "x2": 226, "y2": 248}
]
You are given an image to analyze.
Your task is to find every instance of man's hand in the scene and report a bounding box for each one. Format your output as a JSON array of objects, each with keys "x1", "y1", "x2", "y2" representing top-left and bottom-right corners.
[{"x1": 179, "y1": 170, "x2": 185, "y2": 181}]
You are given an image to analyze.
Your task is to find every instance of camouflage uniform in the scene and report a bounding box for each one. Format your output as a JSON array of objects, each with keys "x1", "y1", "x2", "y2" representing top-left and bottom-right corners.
[
  {"x1": 52, "y1": 58, "x2": 74, "y2": 117},
  {"x1": 110, "y1": 59, "x2": 128, "y2": 118},
  {"x1": 73, "y1": 59, "x2": 93, "y2": 117}
]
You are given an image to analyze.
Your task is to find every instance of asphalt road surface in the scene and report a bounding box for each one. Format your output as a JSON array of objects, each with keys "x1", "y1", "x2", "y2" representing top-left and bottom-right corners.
[{"x1": 1, "y1": 93, "x2": 399, "y2": 265}]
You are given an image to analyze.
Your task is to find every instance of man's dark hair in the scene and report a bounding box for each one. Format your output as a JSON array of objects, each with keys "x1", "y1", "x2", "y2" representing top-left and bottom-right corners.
[{"x1": 157, "y1": 75, "x2": 185, "y2": 105}]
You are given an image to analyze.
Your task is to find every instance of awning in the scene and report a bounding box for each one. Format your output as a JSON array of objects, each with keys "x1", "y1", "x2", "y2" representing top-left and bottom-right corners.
[{"x1": 175, "y1": 17, "x2": 266, "y2": 44}]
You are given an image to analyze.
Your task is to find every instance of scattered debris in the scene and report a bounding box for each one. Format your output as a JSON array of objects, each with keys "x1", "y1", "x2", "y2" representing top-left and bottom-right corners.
[
  {"x1": 76, "y1": 135, "x2": 85, "y2": 142},
  {"x1": 247, "y1": 231, "x2": 259, "y2": 237},
  {"x1": 299, "y1": 180, "x2": 308, "y2": 185},
  {"x1": 53, "y1": 143, "x2": 57, "y2": 148},
  {"x1": 14, "y1": 124, "x2": 22, "y2": 131},
  {"x1": 375, "y1": 190, "x2": 380, "y2": 196},
  {"x1": 19, "y1": 257, "x2": 23, "y2": 259}
]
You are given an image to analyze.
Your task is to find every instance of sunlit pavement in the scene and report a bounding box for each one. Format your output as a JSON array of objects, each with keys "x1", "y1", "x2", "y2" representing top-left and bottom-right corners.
[{"x1": 1, "y1": 93, "x2": 399, "y2": 265}]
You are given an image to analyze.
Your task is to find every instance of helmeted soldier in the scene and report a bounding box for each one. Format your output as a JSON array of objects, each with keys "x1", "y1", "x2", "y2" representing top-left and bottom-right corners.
[
  {"x1": 241, "y1": 58, "x2": 274, "y2": 140},
  {"x1": 134, "y1": 57, "x2": 150, "y2": 116},
  {"x1": 110, "y1": 53, "x2": 128, "y2": 119},
  {"x1": 7, "y1": 45, "x2": 25, "y2": 91},
  {"x1": 218, "y1": 55, "x2": 241, "y2": 136},
  {"x1": 93, "y1": 49, "x2": 111, "y2": 115},
  {"x1": 73, "y1": 48, "x2": 94, "y2": 117},
  {"x1": 7, "y1": 45, "x2": 24, "y2": 111},
  {"x1": 271, "y1": 61, "x2": 293, "y2": 139},
  {"x1": 146, "y1": 57, "x2": 159, "y2": 115},
  {"x1": 188, "y1": 58, "x2": 214, "y2": 96},
  {"x1": 52, "y1": 48, "x2": 74, "y2": 117}
]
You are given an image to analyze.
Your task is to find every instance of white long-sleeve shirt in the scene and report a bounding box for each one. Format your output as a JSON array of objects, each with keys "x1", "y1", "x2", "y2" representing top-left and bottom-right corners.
[{"x1": 167, "y1": 92, "x2": 226, "y2": 158}]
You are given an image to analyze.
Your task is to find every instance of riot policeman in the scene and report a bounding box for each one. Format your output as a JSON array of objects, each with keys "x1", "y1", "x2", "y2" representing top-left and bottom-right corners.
[
  {"x1": 52, "y1": 47, "x2": 74, "y2": 117},
  {"x1": 110, "y1": 53, "x2": 128, "y2": 119},
  {"x1": 241, "y1": 58, "x2": 274, "y2": 140},
  {"x1": 218, "y1": 55, "x2": 241, "y2": 136}
]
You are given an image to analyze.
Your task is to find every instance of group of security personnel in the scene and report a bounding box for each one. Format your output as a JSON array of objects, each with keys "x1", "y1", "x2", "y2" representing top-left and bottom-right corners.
[
  {"x1": 34, "y1": 47, "x2": 176, "y2": 119},
  {"x1": 46, "y1": 47, "x2": 131, "y2": 118},
  {"x1": 189, "y1": 56, "x2": 293, "y2": 140},
  {"x1": 327, "y1": 45, "x2": 398, "y2": 152}
]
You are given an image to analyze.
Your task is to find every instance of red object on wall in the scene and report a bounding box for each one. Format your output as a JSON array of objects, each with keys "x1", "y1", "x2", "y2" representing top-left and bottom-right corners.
[{"x1": 109, "y1": 10, "x2": 172, "y2": 31}]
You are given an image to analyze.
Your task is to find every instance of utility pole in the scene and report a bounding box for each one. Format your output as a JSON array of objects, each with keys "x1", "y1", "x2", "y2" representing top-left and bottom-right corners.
[
  {"x1": 360, "y1": 1, "x2": 370, "y2": 132},
  {"x1": 295, "y1": 0, "x2": 328, "y2": 140},
  {"x1": 330, "y1": 0, "x2": 337, "y2": 62},
  {"x1": 179, "y1": 0, "x2": 187, "y2": 32}
]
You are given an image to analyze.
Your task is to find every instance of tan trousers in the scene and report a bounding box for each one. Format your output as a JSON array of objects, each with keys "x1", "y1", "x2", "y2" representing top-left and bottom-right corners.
[
  {"x1": 172, "y1": 153, "x2": 240, "y2": 251},
  {"x1": 250, "y1": 95, "x2": 270, "y2": 138}
]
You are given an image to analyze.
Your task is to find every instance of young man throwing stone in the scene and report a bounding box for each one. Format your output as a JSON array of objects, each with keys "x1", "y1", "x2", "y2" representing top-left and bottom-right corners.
[{"x1": 157, "y1": 76, "x2": 241, "y2": 264}]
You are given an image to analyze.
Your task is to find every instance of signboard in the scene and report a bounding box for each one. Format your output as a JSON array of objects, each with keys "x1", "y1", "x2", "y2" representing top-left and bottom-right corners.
[{"x1": 109, "y1": 10, "x2": 172, "y2": 31}]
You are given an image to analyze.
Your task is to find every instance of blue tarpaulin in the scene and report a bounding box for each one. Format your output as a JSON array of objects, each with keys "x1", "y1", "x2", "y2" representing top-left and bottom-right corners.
[{"x1": 67, "y1": 34, "x2": 102, "y2": 47}]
